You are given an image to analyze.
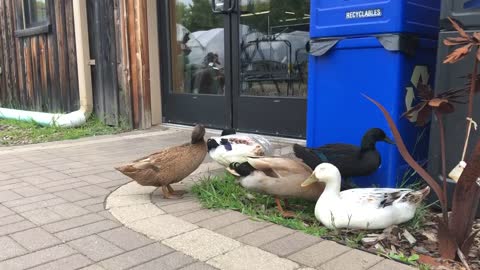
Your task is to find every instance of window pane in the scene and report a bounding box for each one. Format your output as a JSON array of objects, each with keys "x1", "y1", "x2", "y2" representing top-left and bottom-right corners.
[
  {"x1": 239, "y1": 0, "x2": 310, "y2": 97},
  {"x1": 28, "y1": 0, "x2": 48, "y2": 26},
  {"x1": 169, "y1": 0, "x2": 225, "y2": 95}
]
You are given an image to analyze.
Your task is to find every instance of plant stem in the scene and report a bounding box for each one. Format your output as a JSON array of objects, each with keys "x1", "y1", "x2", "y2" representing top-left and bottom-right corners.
[
  {"x1": 457, "y1": 248, "x2": 471, "y2": 270},
  {"x1": 436, "y1": 110, "x2": 449, "y2": 225},
  {"x1": 461, "y1": 120, "x2": 474, "y2": 161},
  {"x1": 364, "y1": 95, "x2": 446, "y2": 210},
  {"x1": 462, "y1": 50, "x2": 479, "y2": 158}
]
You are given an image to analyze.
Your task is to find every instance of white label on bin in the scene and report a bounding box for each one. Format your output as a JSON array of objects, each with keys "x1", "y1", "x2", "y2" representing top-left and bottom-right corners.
[
  {"x1": 345, "y1": 9, "x2": 382, "y2": 19},
  {"x1": 405, "y1": 66, "x2": 430, "y2": 123}
]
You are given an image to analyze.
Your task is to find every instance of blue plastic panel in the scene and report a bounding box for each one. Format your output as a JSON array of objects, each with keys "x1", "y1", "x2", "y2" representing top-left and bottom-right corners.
[
  {"x1": 306, "y1": 36, "x2": 436, "y2": 187},
  {"x1": 310, "y1": 0, "x2": 441, "y2": 38}
]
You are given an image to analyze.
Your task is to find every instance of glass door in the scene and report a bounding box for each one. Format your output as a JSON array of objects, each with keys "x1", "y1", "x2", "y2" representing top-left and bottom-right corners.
[
  {"x1": 233, "y1": 0, "x2": 310, "y2": 137},
  {"x1": 159, "y1": 0, "x2": 310, "y2": 138},
  {"x1": 159, "y1": 0, "x2": 232, "y2": 129}
]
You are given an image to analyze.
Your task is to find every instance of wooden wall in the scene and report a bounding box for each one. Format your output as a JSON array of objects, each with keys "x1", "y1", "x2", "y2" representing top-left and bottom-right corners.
[
  {"x1": 87, "y1": 0, "x2": 120, "y2": 126},
  {"x1": 115, "y1": 0, "x2": 151, "y2": 129},
  {"x1": 0, "y1": 0, "x2": 79, "y2": 113},
  {"x1": 87, "y1": 0, "x2": 151, "y2": 129},
  {"x1": 0, "y1": 0, "x2": 152, "y2": 130}
]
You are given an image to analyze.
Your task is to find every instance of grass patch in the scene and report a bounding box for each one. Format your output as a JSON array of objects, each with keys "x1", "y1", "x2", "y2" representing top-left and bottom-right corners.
[
  {"x1": 0, "y1": 117, "x2": 126, "y2": 146},
  {"x1": 191, "y1": 173, "x2": 329, "y2": 237},
  {"x1": 192, "y1": 173, "x2": 431, "y2": 250}
]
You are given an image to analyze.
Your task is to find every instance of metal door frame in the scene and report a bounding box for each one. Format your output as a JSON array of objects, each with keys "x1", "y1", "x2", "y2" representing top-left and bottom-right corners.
[
  {"x1": 157, "y1": 0, "x2": 234, "y2": 129},
  {"x1": 158, "y1": 0, "x2": 307, "y2": 138},
  {"x1": 230, "y1": 1, "x2": 307, "y2": 138}
]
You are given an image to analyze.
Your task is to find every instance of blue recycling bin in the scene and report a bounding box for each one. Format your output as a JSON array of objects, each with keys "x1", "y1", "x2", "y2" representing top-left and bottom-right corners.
[
  {"x1": 311, "y1": 0, "x2": 441, "y2": 38},
  {"x1": 306, "y1": 0, "x2": 440, "y2": 187},
  {"x1": 306, "y1": 36, "x2": 436, "y2": 187}
]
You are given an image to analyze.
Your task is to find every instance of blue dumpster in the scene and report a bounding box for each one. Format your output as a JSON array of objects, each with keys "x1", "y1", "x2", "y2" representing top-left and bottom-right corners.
[
  {"x1": 306, "y1": 35, "x2": 436, "y2": 187},
  {"x1": 311, "y1": 0, "x2": 441, "y2": 38}
]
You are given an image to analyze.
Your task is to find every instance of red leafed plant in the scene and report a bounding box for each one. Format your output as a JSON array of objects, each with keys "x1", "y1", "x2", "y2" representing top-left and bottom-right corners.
[{"x1": 365, "y1": 17, "x2": 480, "y2": 267}]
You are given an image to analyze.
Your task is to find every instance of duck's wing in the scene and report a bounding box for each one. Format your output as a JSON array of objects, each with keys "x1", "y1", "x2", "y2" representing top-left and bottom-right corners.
[
  {"x1": 223, "y1": 134, "x2": 271, "y2": 155},
  {"x1": 339, "y1": 188, "x2": 413, "y2": 209},
  {"x1": 293, "y1": 144, "x2": 324, "y2": 170},
  {"x1": 209, "y1": 135, "x2": 269, "y2": 166},
  {"x1": 247, "y1": 157, "x2": 311, "y2": 178},
  {"x1": 293, "y1": 143, "x2": 360, "y2": 170},
  {"x1": 316, "y1": 144, "x2": 382, "y2": 177},
  {"x1": 128, "y1": 143, "x2": 192, "y2": 171},
  {"x1": 314, "y1": 144, "x2": 360, "y2": 162}
]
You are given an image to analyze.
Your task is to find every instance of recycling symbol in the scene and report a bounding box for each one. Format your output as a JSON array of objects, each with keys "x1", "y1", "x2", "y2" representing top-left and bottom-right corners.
[{"x1": 405, "y1": 65, "x2": 430, "y2": 123}]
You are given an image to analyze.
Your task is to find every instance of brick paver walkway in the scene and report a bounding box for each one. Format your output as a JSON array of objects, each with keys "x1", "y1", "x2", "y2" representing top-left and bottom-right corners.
[{"x1": 0, "y1": 126, "x2": 414, "y2": 270}]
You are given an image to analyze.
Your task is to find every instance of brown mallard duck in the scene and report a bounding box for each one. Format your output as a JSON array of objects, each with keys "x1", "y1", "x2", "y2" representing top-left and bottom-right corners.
[
  {"x1": 115, "y1": 125, "x2": 207, "y2": 199},
  {"x1": 230, "y1": 157, "x2": 325, "y2": 218}
]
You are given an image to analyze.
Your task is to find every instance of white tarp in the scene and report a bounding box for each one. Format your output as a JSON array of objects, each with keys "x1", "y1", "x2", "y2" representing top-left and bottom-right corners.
[
  {"x1": 176, "y1": 24, "x2": 190, "y2": 42},
  {"x1": 186, "y1": 25, "x2": 252, "y2": 65},
  {"x1": 187, "y1": 28, "x2": 226, "y2": 65},
  {"x1": 186, "y1": 27, "x2": 309, "y2": 66},
  {"x1": 243, "y1": 31, "x2": 309, "y2": 64}
]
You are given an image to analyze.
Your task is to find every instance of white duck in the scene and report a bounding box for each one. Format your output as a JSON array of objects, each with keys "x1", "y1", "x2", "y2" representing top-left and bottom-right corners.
[
  {"x1": 301, "y1": 163, "x2": 430, "y2": 230},
  {"x1": 207, "y1": 129, "x2": 272, "y2": 175}
]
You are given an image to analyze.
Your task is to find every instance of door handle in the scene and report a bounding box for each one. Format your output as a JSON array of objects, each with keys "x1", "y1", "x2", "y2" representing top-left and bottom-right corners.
[{"x1": 211, "y1": 0, "x2": 236, "y2": 14}]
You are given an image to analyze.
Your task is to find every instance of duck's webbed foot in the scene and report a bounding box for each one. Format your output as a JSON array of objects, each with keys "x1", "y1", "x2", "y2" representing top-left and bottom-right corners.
[
  {"x1": 167, "y1": 185, "x2": 187, "y2": 196},
  {"x1": 275, "y1": 198, "x2": 296, "y2": 218},
  {"x1": 162, "y1": 186, "x2": 182, "y2": 199}
]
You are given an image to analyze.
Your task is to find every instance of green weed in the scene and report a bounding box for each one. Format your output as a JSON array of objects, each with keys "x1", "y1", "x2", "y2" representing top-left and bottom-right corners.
[
  {"x1": 0, "y1": 116, "x2": 126, "y2": 146},
  {"x1": 191, "y1": 173, "x2": 329, "y2": 237}
]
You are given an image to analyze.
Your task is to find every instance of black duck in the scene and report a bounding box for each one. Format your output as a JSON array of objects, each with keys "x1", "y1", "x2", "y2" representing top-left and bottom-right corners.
[{"x1": 293, "y1": 128, "x2": 395, "y2": 184}]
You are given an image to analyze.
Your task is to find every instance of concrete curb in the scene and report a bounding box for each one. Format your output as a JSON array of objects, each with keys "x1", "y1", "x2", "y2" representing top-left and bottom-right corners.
[{"x1": 106, "y1": 169, "x2": 414, "y2": 270}]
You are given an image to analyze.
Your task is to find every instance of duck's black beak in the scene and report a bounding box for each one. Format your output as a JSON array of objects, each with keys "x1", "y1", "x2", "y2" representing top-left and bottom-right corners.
[{"x1": 383, "y1": 137, "x2": 395, "y2": 145}]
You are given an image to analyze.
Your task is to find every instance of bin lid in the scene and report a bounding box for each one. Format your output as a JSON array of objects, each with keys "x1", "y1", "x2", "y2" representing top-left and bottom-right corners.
[{"x1": 308, "y1": 34, "x2": 438, "y2": 57}]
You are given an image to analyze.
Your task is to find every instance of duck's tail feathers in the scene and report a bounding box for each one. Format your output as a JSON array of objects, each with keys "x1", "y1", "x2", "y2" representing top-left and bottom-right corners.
[
  {"x1": 293, "y1": 144, "x2": 321, "y2": 170},
  {"x1": 115, "y1": 164, "x2": 134, "y2": 173},
  {"x1": 229, "y1": 162, "x2": 255, "y2": 176},
  {"x1": 221, "y1": 128, "x2": 236, "y2": 136},
  {"x1": 404, "y1": 186, "x2": 431, "y2": 205}
]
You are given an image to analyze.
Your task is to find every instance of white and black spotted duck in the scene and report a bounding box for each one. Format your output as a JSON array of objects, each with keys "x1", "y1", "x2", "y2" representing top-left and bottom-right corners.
[
  {"x1": 293, "y1": 128, "x2": 395, "y2": 188},
  {"x1": 301, "y1": 163, "x2": 430, "y2": 230},
  {"x1": 207, "y1": 128, "x2": 272, "y2": 175},
  {"x1": 115, "y1": 125, "x2": 207, "y2": 199},
  {"x1": 230, "y1": 157, "x2": 324, "y2": 218}
]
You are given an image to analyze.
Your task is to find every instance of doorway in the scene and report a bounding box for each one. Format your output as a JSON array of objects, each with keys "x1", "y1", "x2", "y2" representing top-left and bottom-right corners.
[{"x1": 159, "y1": 0, "x2": 310, "y2": 138}]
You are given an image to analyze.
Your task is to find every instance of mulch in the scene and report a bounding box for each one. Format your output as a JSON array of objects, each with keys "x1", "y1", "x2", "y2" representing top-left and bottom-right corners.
[{"x1": 347, "y1": 211, "x2": 480, "y2": 270}]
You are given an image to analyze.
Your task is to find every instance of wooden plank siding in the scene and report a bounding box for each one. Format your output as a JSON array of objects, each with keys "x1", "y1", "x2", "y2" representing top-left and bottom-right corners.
[
  {"x1": 0, "y1": 0, "x2": 79, "y2": 112},
  {"x1": 117, "y1": 0, "x2": 151, "y2": 129},
  {"x1": 85, "y1": 0, "x2": 151, "y2": 129},
  {"x1": 0, "y1": 0, "x2": 153, "y2": 129},
  {"x1": 87, "y1": 0, "x2": 119, "y2": 126}
]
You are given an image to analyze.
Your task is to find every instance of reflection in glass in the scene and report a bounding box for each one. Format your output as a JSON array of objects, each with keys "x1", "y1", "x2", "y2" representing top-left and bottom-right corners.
[
  {"x1": 170, "y1": 0, "x2": 225, "y2": 95},
  {"x1": 27, "y1": 0, "x2": 48, "y2": 26},
  {"x1": 239, "y1": 0, "x2": 310, "y2": 97}
]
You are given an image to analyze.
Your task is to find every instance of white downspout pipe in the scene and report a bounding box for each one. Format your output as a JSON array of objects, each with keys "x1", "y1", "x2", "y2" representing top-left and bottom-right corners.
[{"x1": 0, "y1": 0, "x2": 92, "y2": 127}]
